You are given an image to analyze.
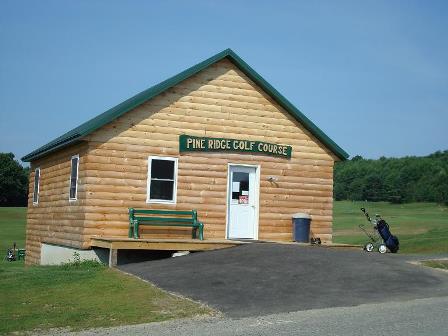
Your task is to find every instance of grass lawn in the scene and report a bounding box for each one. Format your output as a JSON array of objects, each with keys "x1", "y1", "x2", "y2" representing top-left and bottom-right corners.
[
  {"x1": 1, "y1": 202, "x2": 447, "y2": 333},
  {"x1": 333, "y1": 201, "x2": 448, "y2": 254},
  {"x1": 0, "y1": 207, "x2": 26, "y2": 254},
  {"x1": 0, "y1": 207, "x2": 211, "y2": 335}
]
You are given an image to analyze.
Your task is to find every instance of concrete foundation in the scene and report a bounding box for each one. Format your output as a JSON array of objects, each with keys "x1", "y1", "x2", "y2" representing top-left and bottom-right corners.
[{"x1": 40, "y1": 243, "x2": 109, "y2": 265}]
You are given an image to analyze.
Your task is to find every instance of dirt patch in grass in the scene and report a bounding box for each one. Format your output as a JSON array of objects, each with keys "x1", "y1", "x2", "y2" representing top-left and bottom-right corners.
[{"x1": 421, "y1": 260, "x2": 448, "y2": 271}]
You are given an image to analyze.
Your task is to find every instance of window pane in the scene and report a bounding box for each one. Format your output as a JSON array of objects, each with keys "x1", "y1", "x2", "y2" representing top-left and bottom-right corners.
[
  {"x1": 70, "y1": 157, "x2": 78, "y2": 199},
  {"x1": 151, "y1": 159, "x2": 174, "y2": 179},
  {"x1": 33, "y1": 169, "x2": 39, "y2": 203},
  {"x1": 150, "y1": 180, "x2": 174, "y2": 200},
  {"x1": 71, "y1": 157, "x2": 78, "y2": 178},
  {"x1": 70, "y1": 185, "x2": 77, "y2": 199},
  {"x1": 232, "y1": 172, "x2": 249, "y2": 200},
  {"x1": 70, "y1": 179, "x2": 77, "y2": 189}
]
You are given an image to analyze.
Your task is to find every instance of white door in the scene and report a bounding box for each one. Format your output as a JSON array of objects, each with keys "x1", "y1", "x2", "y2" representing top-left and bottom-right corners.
[{"x1": 227, "y1": 165, "x2": 258, "y2": 239}]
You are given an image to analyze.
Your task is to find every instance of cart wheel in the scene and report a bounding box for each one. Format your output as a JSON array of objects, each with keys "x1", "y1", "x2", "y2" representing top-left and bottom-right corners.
[
  {"x1": 365, "y1": 243, "x2": 374, "y2": 252},
  {"x1": 378, "y1": 244, "x2": 387, "y2": 254}
]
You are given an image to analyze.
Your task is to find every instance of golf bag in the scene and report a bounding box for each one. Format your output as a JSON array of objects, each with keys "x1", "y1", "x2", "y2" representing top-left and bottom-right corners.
[
  {"x1": 376, "y1": 219, "x2": 399, "y2": 253},
  {"x1": 360, "y1": 208, "x2": 399, "y2": 253},
  {"x1": 6, "y1": 248, "x2": 16, "y2": 262}
]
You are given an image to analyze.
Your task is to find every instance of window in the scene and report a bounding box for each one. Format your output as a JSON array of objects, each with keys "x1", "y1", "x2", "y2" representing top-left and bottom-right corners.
[
  {"x1": 69, "y1": 155, "x2": 79, "y2": 201},
  {"x1": 33, "y1": 168, "x2": 40, "y2": 205},
  {"x1": 147, "y1": 156, "x2": 178, "y2": 203}
]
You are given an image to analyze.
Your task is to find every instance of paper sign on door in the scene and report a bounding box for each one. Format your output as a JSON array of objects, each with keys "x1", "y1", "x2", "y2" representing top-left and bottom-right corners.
[{"x1": 232, "y1": 182, "x2": 240, "y2": 192}]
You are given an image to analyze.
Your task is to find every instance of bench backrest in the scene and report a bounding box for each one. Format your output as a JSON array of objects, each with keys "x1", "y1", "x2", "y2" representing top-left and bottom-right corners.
[{"x1": 129, "y1": 208, "x2": 198, "y2": 224}]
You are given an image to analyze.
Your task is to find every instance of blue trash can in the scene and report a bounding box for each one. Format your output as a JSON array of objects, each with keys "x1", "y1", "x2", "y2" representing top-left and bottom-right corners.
[{"x1": 292, "y1": 213, "x2": 311, "y2": 243}]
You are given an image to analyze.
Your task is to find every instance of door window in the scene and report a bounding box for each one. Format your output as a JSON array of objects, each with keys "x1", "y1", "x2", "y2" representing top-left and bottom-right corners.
[{"x1": 232, "y1": 172, "x2": 249, "y2": 204}]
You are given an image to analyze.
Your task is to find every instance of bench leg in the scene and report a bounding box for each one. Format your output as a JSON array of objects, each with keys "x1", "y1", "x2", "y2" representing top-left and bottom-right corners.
[
  {"x1": 133, "y1": 221, "x2": 139, "y2": 239},
  {"x1": 192, "y1": 227, "x2": 197, "y2": 239},
  {"x1": 128, "y1": 223, "x2": 133, "y2": 238},
  {"x1": 199, "y1": 222, "x2": 204, "y2": 241}
]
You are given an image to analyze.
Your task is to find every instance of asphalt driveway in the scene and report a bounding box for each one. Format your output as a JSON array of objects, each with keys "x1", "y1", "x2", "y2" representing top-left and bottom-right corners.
[{"x1": 119, "y1": 244, "x2": 448, "y2": 318}]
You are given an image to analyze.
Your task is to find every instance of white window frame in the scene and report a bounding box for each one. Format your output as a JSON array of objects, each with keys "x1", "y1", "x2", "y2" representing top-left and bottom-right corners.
[
  {"x1": 146, "y1": 156, "x2": 178, "y2": 204},
  {"x1": 33, "y1": 167, "x2": 40, "y2": 205},
  {"x1": 69, "y1": 154, "x2": 80, "y2": 201}
]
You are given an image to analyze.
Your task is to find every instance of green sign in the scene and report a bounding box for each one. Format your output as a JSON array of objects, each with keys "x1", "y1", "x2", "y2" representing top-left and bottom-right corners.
[{"x1": 179, "y1": 134, "x2": 292, "y2": 158}]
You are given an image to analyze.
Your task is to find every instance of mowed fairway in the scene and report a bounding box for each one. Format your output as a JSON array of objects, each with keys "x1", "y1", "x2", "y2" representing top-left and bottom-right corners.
[
  {"x1": 0, "y1": 208, "x2": 211, "y2": 334},
  {"x1": 333, "y1": 201, "x2": 448, "y2": 253},
  {"x1": 0, "y1": 207, "x2": 26, "y2": 253}
]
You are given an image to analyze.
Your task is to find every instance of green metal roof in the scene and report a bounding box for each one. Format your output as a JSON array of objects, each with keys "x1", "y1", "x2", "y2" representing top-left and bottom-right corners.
[{"x1": 22, "y1": 48, "x2": 349, "y2": 162}]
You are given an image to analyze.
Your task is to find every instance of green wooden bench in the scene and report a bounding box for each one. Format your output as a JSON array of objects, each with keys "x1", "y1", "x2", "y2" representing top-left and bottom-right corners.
[{"x1": 128, "y1": 208, "x2": 204, "y2": 240}]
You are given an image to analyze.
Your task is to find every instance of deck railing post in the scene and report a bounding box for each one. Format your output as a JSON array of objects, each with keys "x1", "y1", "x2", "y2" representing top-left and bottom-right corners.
[{"x1": 109, "y1": 248, "x2": 117, "y2": 267}]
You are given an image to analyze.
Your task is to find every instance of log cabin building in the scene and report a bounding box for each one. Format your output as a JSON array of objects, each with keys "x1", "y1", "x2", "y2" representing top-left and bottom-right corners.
[{"x1": 22, "y1": 49, "x2": 348, "y2": 265}]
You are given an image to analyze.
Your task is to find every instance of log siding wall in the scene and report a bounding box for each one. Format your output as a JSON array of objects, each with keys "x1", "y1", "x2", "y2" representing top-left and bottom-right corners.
[
  {"x1": 83, "y1": 59, "x2": 336, "y2": 243},
  {"x1": 25, "y1": 143, "x2": 88, "y2": 264},
  {"x1": 25, "y1": 59, "x2": 337, "y2": 263}
]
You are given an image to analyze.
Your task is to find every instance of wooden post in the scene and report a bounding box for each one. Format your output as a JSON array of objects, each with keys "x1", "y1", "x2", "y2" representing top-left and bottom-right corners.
[{"x1": 109, "y1": 248, "x2": 117, "y2": 267}]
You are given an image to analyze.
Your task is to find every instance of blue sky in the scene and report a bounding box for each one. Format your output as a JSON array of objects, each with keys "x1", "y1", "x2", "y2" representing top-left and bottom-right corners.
[{"x1": 1, "y1": 0, "x2": 447, "y2": 163}]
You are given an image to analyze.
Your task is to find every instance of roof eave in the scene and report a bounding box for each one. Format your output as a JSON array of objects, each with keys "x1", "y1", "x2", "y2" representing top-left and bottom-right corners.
[{"x1": 21, "y1": 135, "x2": 82, "y2": 162}]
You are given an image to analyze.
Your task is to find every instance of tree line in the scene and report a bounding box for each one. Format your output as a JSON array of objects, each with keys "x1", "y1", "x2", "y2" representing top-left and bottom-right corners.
[
  {"x1": 334, "y1": 150, "x2": 448, "y2": 204},
  {"x1": 0, "y1": 153, "x2": 29, "y2": 206}
]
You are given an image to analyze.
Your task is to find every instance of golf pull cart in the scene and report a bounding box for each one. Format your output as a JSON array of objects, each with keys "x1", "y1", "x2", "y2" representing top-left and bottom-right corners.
[
  {"x1": 4, "y1": 242, "x2": 26, "y2": 262},
  {"x1": 359, "y1": 208, "x2": 399, "y2": 254}
]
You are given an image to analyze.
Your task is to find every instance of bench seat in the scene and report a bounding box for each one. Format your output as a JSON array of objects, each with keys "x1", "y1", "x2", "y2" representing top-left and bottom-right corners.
[{"x1": 128, "y1": 208, "x2": 204, "y2": 240}]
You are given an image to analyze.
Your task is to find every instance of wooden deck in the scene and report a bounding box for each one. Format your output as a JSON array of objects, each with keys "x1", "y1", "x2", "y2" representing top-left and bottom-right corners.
[
  {"x1": 90, "y1": 236, "x2": 247, "y2": 266},
  {"x1": 90, "y1": 236, "x2": 247, "y2": 251}
]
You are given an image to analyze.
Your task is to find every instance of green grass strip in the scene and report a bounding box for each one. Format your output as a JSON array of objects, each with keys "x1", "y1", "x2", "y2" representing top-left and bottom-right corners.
[{"x1": 0, "y1": 261, "x2": 211, "y2": 334}]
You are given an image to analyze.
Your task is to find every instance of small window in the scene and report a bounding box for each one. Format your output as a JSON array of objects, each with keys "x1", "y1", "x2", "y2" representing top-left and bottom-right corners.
[
  {"x1": 33, "y1": 168, "x2": 40, "y2": 205},
  {"x1": 147, "y1": 156, "x2": 178, "y2": 203},
  {"x1": 69, "y1": 155, "x2": 79, "y2": 201}
]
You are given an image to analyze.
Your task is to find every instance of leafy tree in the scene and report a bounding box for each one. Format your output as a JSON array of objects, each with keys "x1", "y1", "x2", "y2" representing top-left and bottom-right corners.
[
  {"x1": 351, "y1": 155, "x2": 363, "y2": 162},
  {"x1": 0, "y1": 153, "x2": 29, "y2": 206},
  {"x1": 363, "y1": 173, "x2": 385, "y2": 201},
  {"x1": 334, "y1": 150, "x2": 448, "y2": 204}
]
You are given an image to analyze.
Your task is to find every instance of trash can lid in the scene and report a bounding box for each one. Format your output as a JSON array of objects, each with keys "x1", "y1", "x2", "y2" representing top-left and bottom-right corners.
[{"x1": 292, "y1": 213, "x2": 311, "y2": 219}]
